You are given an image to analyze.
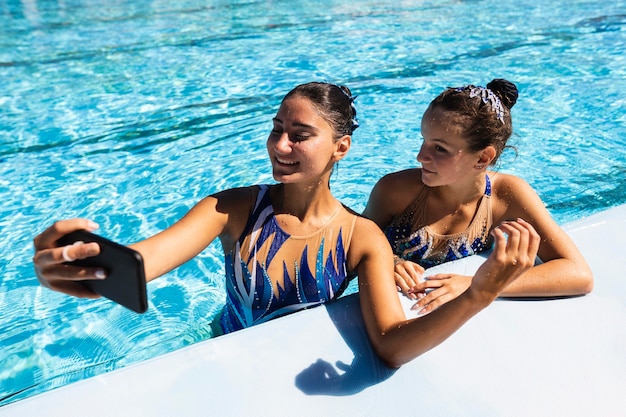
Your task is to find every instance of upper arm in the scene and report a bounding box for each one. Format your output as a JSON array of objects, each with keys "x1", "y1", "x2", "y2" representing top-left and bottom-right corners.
[
  {"x1": 350, "y1": 217, "x2": 406, "y2": 348},
  {"x1": 493, "y1": 175, "x2": 586, "y2": 264},
  {"x1": 130, "y1": 187, "x2": 254, "y2": 281}
]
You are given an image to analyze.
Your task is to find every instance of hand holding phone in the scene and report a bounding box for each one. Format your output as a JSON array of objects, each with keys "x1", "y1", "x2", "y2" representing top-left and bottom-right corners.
[{"x1": 56, "y1": 230, "x2": 148, "y2": 313}]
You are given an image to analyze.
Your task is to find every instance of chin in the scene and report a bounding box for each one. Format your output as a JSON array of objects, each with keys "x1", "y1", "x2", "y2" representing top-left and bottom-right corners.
[
  {"x1": 272, "y1": 172, "x2": 296, "y2": 183},
  {"x1": 420, "y1": 171, "x2": 437, "y2": 187}
]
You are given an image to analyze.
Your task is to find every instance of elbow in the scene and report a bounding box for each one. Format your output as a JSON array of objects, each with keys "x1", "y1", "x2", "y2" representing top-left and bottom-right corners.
[
  {"x1": 383, "y1": 359, "x2": 404, "y2": 370},
  {"x1": 370, "y1": 334, "x2": 418, "y2": 369},
  {"x1": 581, "y1": 271, "x2": 594, "y2": 295},
  {"x1": 374, "y1": 346, "x2": 406, "y2": 370},
  {"x1": 577, "y1": 262, "x2": 594, "y2": 295}
]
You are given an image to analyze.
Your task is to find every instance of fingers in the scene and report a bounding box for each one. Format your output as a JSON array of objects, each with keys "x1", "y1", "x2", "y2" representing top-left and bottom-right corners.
[
  {"x1": 472, "y1": 218, "x2": 541, "y2": 303},
  {"x1": 394, "y1": 260, "x2": 425, "y2": 299},
  {"x1": 411, "y1": 290, "x2": 454, "y2": 315},
  {"x1": 409, "y1": 274, "x2": 472, "y2": 314},
  {"x1": 491, "y1": 218, "x2": 540, "y2": 268},
  {"x1": 522, "y1": 218, "x2": 541, "y2": 261},
  {"x1": 33, "y1": 219, "x2": 106, "y2": 298},
  {"x1": 33, "y1": 241, "x2": 101, "y2": 269},
  {"x1": 44, "y1": 280, "x2": 101, "y2": 299},
  {"x1": 407, "y1": 276, "x2": 442, "y2": 294},
  {"x1": 33, "y1": 219, "x2": 99, "y2": 251}
]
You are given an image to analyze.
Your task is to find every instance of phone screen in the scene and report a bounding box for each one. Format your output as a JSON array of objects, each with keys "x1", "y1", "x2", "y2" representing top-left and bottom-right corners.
[{"x1": 56, "y1": 230, "x2": 148, "y2": 313}]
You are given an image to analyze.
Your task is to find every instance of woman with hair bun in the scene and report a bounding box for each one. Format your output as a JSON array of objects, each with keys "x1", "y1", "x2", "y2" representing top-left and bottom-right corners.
[{"x1": 364, "y1": 79, "x2": 594, "y2": 315}]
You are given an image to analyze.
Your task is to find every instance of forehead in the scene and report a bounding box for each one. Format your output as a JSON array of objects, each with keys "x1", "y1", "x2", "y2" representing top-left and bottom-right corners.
[
  {"x1": 275, "y1": 96, "x2": 329, "y2": 127},
  {"x1": 421, "y1": 106, "x2": 467, "y2": 137}
]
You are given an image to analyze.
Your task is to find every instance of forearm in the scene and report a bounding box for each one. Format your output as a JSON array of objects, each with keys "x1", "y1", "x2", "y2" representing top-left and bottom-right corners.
[
  {"x1": 499, "y1": 259, "x2": 593, "y2": 297},
  {"x1": 363, "y1": 218, "x2": 541, "y2": 368},
  {"x1": 130, "y1": 234, "x2": 201, "y2": 282},
  {"x1": 368, "y1": 289, "x2": 490, "y2": 368}
]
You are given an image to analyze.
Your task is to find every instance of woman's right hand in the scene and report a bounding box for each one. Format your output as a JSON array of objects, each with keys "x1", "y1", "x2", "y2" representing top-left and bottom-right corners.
[
  {"x1": 32, "y1": 219, "x2": 106, "y2": 298},
  {"x1": 469, "y1": 218, "x2": 540, "y2": 304}
]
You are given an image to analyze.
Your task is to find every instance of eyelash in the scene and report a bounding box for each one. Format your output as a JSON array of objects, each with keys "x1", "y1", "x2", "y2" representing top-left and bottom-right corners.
[
  {"x1": 421, "y1": 138, "x2": 449, "y2": 154},
  {"x1": 271, "y1": 128, "x2": 309, "y2": 142}
]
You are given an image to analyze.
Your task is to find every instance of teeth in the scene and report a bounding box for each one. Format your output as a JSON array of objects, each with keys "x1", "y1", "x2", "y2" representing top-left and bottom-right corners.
[{"x1": 277, "y1": 157, "x2": 297, "y2": 165}]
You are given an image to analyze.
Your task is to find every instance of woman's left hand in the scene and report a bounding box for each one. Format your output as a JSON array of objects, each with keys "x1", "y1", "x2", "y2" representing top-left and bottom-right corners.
[{"x1": 408, "y1": 274, "x2": 472, "y2": 315}]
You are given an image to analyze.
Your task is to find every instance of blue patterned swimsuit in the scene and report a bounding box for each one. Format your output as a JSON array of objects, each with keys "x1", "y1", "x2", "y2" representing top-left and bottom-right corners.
[
  {"x1": 383, "y1": 175, "x2": 494, "y2": 269},
  {"x1": 219, "y1": 185, "x2": 357, "y2": 333}
]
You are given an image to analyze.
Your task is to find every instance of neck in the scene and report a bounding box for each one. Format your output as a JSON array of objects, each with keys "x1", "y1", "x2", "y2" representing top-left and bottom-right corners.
[
  {"x1": 431, "y1": 173, "x2": 487, "y2": 208},
  {"x1": 273, "y1": 179, "x2": 338, "y2": 222}
]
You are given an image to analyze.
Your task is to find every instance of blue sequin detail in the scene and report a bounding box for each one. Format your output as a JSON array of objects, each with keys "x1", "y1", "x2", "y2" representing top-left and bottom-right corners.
[
  {"x1": 384, "y1": 175, "x2": 493, "y2": 268},
  {"x1": 220, "y1": 186, "x2": 350, "y2": 333}
]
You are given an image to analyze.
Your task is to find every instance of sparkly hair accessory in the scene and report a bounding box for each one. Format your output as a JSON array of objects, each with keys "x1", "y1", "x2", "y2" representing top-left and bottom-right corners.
[
  {"x1": 458, "y1": 86, "x2": 506, "y2": 124},
  {"x1": 336, "y1": 85, "x2": 359, "y2": 133}
]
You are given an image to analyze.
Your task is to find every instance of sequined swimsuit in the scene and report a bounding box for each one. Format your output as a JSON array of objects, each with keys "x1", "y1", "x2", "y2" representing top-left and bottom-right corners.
[
  {"x1": 383, "y1": 175, "x2": 493, "y2": 268},
  {"x1": 219, "y1": 185, "x2": 357, "y2": 333}
]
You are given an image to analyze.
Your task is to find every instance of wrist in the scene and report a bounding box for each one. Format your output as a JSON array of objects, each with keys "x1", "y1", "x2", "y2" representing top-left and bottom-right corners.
[{"x1": 465, "y1": 285, "x2": 498, "y2": 309}]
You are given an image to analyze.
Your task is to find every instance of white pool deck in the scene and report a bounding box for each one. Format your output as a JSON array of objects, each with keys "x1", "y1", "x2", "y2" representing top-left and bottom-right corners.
[{"x1": 2, "y1": 204, "x2": 625, "y2": 417}]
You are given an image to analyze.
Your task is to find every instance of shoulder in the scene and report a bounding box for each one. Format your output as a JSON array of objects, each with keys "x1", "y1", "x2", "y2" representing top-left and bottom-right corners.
[
  {"x1": 349, "y1": 215, "x2": 394, "y2": 261},
  {"x1": 489, "y1": 172, "x2": 546, "y2": 219},
  {"x1": 374, "y1": 168, "x2": 423, "y2": 192},
  {"x1": 192, "y1": 185, "x2": 260, "y2": 248},
  {"x1": 490, "y1": 172, "x2": 529, "y2": 188},
  {"x1": 490, "y1": 172, "x2": 538, "y2": 201},
  {"x1": 364, "y1": 169, "x2": 423, "y2": 226},
  {"x1": 211, "y1": 185, "x2": 259, "y2": 209},
  {"x1": 207, "y1": 185, "x2": 258, "y2": 225}
]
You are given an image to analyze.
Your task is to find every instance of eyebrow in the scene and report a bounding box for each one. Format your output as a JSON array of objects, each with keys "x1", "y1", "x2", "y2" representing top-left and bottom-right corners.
[{"x1": 272, "y1": 117, "x2": 320, "y2": 132}]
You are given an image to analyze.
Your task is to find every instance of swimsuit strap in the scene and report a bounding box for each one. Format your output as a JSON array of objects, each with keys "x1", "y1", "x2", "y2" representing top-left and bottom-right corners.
[{"x1": 238, "y1": 185, "x2": 271, "y2": 246}]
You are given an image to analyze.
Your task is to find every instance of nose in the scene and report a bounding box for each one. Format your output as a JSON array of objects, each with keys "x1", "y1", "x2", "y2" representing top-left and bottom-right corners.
[
  {"x1": 274, "y1": 132, "x2": 292, "y2": 154},
  {"x1": 416, "y1": 143, "x2": 428, "y2": 164}
]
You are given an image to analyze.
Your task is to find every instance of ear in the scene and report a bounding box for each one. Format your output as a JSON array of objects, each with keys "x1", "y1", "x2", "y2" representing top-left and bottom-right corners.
[
  {"x1": 477, "y1": 145, "x2": 496, "y2": 166},
  {"x1": 333, "y1": 135, "x2": 351, "y2": 161}
]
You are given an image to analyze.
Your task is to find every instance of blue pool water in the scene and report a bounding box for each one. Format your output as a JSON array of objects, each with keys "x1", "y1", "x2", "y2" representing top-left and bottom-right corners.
[{"x1": 1, "y1": 0, "x2": 625, "y2": 405}]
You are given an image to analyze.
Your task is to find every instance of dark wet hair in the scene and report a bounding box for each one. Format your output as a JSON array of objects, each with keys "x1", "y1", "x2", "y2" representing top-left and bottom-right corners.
[
  {"x1": 282, "y1": 82, "x2": 359, "y2": 138},
  {"x1": 427, "y1": 78, "x2": 518, "y2": 164}
]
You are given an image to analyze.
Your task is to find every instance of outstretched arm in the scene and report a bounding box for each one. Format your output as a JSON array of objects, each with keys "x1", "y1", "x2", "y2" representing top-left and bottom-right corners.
[
  {"x1": 354, "y1": 217, "x2": 540, "y2": 368},
  {"x1": 32, "y1": 187, "x2": 251, "y2": 297}
]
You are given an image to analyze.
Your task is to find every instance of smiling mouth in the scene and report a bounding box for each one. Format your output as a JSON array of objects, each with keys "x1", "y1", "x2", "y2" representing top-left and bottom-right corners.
[{"x1": 276, "y1": 157, "x2": 298, "y2": 166}]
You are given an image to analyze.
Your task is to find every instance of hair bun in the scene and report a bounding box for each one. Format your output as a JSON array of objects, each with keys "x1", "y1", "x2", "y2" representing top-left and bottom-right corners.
[{"x1": 487, "y1": 79, "x2": 518, "y2": 109}]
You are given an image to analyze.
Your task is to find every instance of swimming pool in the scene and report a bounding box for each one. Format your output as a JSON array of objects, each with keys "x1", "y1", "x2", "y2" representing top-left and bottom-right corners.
[{"x1": 1, "y1": 0, "x2": 625, "y2": 405}]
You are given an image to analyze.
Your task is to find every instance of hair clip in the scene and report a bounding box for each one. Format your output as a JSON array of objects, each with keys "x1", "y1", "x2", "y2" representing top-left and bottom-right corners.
[
  {"x1": 456, "y1": 86, "x2": 505, "y2": 124},
  {"x1": 336, "y1": 85, "x2": 359, "y2": 132}
]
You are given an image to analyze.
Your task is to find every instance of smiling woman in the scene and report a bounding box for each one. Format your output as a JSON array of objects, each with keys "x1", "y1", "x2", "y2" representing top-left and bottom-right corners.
[
  {"x1": 268, "y1": 83, "x2": 358, "y2": 186},
  {"x1": 33, "y1": 82, "x2": 362, "y2": 334}
]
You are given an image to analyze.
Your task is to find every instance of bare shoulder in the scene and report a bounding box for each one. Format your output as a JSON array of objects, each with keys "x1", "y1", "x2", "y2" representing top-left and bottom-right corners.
[
  {"x1": 348, "y1": 215, "x2": 395, "y2": 290},
  {"x1": 490, "y1": 171, "x2": 532, "y2": 190},
  {"x1": 210, "y1": 185, "x2": 257, "y2": 211},
  {"x1": 350, "y1": 215, "x2": 393, "y2": 258},
  {"x1": 197, "y1": 186, "x2": 257, "y2": 245},
  {"x1": 364, "y1": 168, "x2": 423, "y2": 226},
  {"x1": 490, "y1": 172, "x2": 540, "y2": 203},
  {"x1": 489, "y1": 172, "x2": 548, "y2": 222},
  {"x1": 353, "y1": 214, "x2": 389, "y2": 237},
  {"x1": 375, "y1": 168, "x2": 423, "y2": 193}
]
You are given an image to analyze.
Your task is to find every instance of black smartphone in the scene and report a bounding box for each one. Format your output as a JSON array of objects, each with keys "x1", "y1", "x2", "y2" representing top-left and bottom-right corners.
[{"x1": 56, "y1": 230, "x2": 148, "y2": 314}]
